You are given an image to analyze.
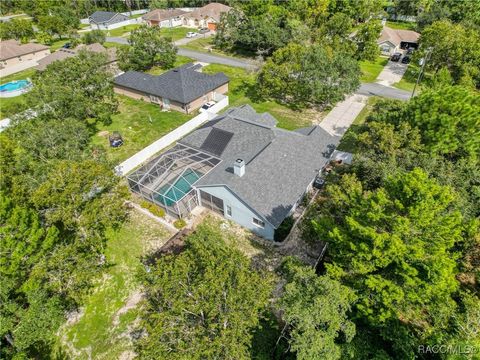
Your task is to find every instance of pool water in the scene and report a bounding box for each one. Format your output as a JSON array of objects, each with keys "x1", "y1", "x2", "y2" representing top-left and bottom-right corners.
[
  {"x1": 0, "y1": 80, "x2": 31, "y2": 92},
  {"x1": 155, "y1": 168, "x2": 201, "y2": 206}
]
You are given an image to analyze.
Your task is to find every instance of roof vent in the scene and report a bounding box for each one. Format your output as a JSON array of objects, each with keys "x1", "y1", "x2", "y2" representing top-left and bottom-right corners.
[{"x1": 233, "y1": 158, "x2": 245, "y2": 177}]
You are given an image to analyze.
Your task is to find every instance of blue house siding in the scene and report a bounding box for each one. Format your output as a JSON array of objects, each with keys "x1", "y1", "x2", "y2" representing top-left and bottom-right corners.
[{"x1": 196, "y1": 185, "x2": 275, "y2": 240}]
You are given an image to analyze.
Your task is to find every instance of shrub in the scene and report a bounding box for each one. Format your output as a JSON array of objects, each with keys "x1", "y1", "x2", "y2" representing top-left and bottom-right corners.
[
  {"x1": 174, "y1": 219, "x2": 187, "y2": 229},
  {"x1": 274, "y1": 216, "x2": 295, "y2": 242},
  {"x1": 140, "y1": 200, "x2": 165, "y2": 218}
]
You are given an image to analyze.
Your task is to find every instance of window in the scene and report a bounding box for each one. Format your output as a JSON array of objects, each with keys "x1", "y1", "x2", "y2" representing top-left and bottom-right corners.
[
  {"x1": 226, "y1": 205, "x2": 232, "y2": 217},
  {"x1": 253, "y1": 218, "x2": 265, "y2": 228}
]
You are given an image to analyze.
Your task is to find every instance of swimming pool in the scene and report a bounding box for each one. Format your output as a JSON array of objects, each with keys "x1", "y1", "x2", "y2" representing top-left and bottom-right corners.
[
  {"x1": 0, "y1": 80, "x2": 32, "y2": 98},
  {"x1": 155, "y1": 168, "x2": 201, "y2": 206}
]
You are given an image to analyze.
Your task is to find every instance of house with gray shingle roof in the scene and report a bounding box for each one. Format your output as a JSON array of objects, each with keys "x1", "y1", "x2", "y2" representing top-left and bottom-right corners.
[
  {"x1": 88, "y1": 11, "x2": 130, "y2": 29},
  {"x1": 113, "y1": 63, "x2": 229, "y2": 113},
  {"x1": 127, "y1": 105, "x2": 337, "y2": 240}
]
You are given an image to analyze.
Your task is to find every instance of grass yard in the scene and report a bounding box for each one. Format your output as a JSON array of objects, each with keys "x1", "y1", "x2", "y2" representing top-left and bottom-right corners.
[
  {"x1": 49, "y1": 39, "x2": 71, "y2": 51},
  {"x1": 0, "y1": 68, "x2": 37, "y2": 119},
  {"x1": 359, "y1": 56, "x2": 388, "y2": 82},
  {"x1": 386, "y1": 20, "x2": 417, "y2": 31},
  {"x1": 160, "y1": 27, "x2": 197, "y2": 41},
  {"x1": 337, "y1": 96, "x2": 381, "y2": 153},
  {"x1": 103, "y1": 24, "x2": 141, "y2": 37},
  {"x1": 202, "y1": 64, "x2": 322, "y2": 130},
  {"x1": 92, "y1": 95, "x2": 193, "y2": 164},
  {"x1": 146, "y1": 55, "x2": 193, "y2": 75},
  {"x1": 393, "y1": 62, "x2": 425, "y2": 93},
  {"x1": 181, "y1": 36, "x2": 255, "y2": 59},
  {"x1": 59, "y1": 210, "x2": 172, "y2": 359}
]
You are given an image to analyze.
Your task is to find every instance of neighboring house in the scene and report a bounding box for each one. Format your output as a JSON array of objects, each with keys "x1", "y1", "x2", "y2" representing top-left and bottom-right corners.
[
  {"x1": 113, "y1": 62, "x2": 229, "y2": 113},
  {"x1": 182, "y1": 2, "x2": 231, "y2": 30},
  {"x1": 88, "y1": 11, "x2": 130, "y2": 29},
  {"x1": 36, "y1": 43, "x2": 118, "y2": 72},
  {"x1": 0, "y1": 40, "x2": 50, "y2": 75},
  {"x1": 142, "y1": 8, "x2": 187, "y2": 27},
  {"x1": 378, "y1": 26, "x2": 420, "y2": 55},
  {"x1": 127, "y1": 105, "x2": 336, "y2": 240}
]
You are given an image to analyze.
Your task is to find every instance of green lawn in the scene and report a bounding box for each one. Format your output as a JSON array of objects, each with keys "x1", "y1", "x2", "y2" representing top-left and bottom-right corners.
[
  {"x1": 49, "y1": 39, "x2": 71, "y2": 51},
  {"x1": 146, "y1": 55, "x2": 194, "y2": 75},
  {"x1": 181, "y1": 36, "x2": 254, "y2": 59},
  {"x1": 92, "y1": 95, "x2": 194, "y2": 164},
  {"x1": 59, "y1": 210, "x2": 172, "y2": 359},
  {"x1": 392, "y1": 62, "x2": 425, "y2": 93},
  {"x1": 202, "y1": 64, "x2": 319, "y2": 130},
  {"x1": 103, "y1": 24, "x2": 141, "y2": 37},
  {"x1": 0, "y1": 68, "x2": 37, "y2": 119},
  {"x1": 359, "y1": 56, "x2": 388, "y2": 82},
  {"x1": 386, "y1": 20, "x2": 417, "y2": 31},
  {"x1": 337, "y1": 96, "x2": 381, "y2": 153},
  {"x1": 160, "y1": 27, "x2": 197, "y2": 41}
]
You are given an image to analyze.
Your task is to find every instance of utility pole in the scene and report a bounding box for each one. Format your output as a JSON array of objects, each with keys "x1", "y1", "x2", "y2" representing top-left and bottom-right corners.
[{"x1": 411, "y1": 47, "x2": 432, "y2": 98}]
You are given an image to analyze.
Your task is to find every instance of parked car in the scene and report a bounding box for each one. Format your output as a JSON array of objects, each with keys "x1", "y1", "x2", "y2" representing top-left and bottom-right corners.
[
  {"x1": 199, "y1": 27, "x2": 209, "y2": 34},
  {"x1": 401, "y1": 56, "x2": 411, "y2": 64},
  {"x1": 313, "y1": 175, "x2": 326, "y2": 189},
  {"x1": 186, "y1": 32, "x2": 198, "y2": 38},
  {"x1": 62, "y1": 42, "x2": 72, "y2": 49},
  {"x1": 406, "y1": 48, "x2": 415, "y2": 55},
  {"x1": 199, "y1": 101, "x2": 216, "y2": 112},
  {"x1": 390, "y1": 52, "x2": 402, "y2": 62}
]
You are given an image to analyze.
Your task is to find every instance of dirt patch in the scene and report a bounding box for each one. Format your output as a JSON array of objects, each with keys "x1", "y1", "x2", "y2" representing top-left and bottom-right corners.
[
  {"x1": 119, "y1": 350, "x2": 136, "y2": 360},
  {"x1": 112, "y1": 291, "x2": 144, "y2": 327},
  {"x1": 98, "y1": 130, "x2": 110, "y2": 137}
]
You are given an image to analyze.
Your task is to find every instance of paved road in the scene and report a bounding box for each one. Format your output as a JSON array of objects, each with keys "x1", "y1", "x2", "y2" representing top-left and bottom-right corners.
[
  {"x1": 106, "y1": 36, "x2": 255, "y2": 69},
  {"x1": 358, "y1": 83, "x2": 411, "y2": 101}
]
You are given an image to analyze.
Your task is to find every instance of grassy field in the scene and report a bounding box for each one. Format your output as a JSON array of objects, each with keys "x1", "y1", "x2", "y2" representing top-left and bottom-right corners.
[
  {"x1": 337, "y1": 96, "x2": 381, "y2": 153},
  {"x1": 92, "y1": 95, "x2": 193, "y2": 164},
  {"x1": 59, "y1": 210, "x2": 172, "y2": 359},
  {"x1": 202, "y1": 64, "x2": 322, "y2": 130},
  {"x1": 359, "y1": 56, "x2": 388, "y2": 82},
  {"x1": 393, "y1": 63, "x2": 423, "y2": 92},
  {"x1": 103, "y1": 24, "x2": 141, "y2": 37},
  {"x1": 0, "y1": 68, "x2": 37, "y2": 119},
  {"x1": 386, "y1": 20, "x2": 417, "y2": 31},
  {"x1": 146, "y1": 55, "x2": 193, "y2": 75},
  {"x1": 49, "y1": 39, "x2": 71, "y2": 51},
  {"x1": 181, "y1": 36, "x2": 254, "y2": 59}
]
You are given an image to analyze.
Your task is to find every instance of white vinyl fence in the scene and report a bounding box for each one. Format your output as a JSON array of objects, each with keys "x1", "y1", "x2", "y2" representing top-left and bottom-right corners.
[{"x1": 115, "y1": 95, "x2": 229, "y2": 176}]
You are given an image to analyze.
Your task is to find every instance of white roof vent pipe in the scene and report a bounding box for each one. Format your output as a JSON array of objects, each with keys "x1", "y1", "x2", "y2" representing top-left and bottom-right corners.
[{"x1": 233, "y1": 158, "x2": 245, "y2": 177}]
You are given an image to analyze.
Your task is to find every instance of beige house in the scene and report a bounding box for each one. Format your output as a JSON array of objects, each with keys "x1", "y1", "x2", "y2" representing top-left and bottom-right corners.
[
  {"x1": 36, "y1": 43, "x2": 118, "y2": 73},
  {"x1": 113, "y1": 63, "x2": 229, "y2": 114},
  {"x1": 142, "y1": 8, "x2": 187, "y2": 27},
  {"x1": 378, "y1": 26, "x2": 420, "y2": 55},
  {"x1": 182, "y1": 2, "x2": 231, "y2": 30},
  {"x1": 0, "y1": 40, "x2": 50, "y2": 76}
]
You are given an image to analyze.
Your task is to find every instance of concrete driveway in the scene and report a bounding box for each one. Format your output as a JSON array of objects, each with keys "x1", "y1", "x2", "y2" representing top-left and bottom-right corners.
[
  {"x1": 319, "y1": 94, "x2": 368, "y2": 137},
  {"x1": 376, "y1": 59, "x2": 409, "y2": 87}
]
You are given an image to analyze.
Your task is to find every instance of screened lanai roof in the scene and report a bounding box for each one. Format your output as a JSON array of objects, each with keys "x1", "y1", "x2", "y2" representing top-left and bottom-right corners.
[{"x1": 127, "y1": 144, "x2": 221, "y2": 208}]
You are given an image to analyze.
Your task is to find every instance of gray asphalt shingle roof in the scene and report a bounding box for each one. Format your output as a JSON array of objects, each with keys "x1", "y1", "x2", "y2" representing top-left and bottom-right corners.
[
  {"x1": 179, "y1": 105, "x2": 338, "y2": 227},
  {"x1": 114, "y1": 63, "x2": 229, "y2": 104},
  {"x1": 89, "y1": 11, "x2": 128, "y2": 24}
]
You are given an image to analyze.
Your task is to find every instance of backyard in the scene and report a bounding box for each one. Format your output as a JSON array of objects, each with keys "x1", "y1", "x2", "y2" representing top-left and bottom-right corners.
[
  {"x1": 0, "y1": 68, "x2": 36, "y2": 119},
  {"x1": 92, "y1": 95, "x2": 194, "y2": 164},
  {"x1": 202, "y1": 64, "x2": 324, "y2": 130},
  {"x1": 58, "y1": 210, "x2": 173, "y2": 359}
]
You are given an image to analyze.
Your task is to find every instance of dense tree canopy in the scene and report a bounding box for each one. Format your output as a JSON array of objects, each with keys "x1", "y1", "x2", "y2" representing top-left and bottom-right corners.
[
  {"x1": 83, "y1": 29, "x2": 106, "y2": 44},
  {"x1": 136, "y1": 224, "x2": 272, "y2": 360},
  {"x1": 257, "y1": 43, "x2": 360, "y2": 108},
  {"x1": 118, "y1": 25, "x2": 177, "y2": 71},
  {"x1": 0, "y1": 18, "x2": 34, "y2": 42},
  {"x1": 279, "y1": 258, "x2": 356, "y2": 360},
  {"x1": 24, "y1": 50, "x2": 118, "y2": 125}
]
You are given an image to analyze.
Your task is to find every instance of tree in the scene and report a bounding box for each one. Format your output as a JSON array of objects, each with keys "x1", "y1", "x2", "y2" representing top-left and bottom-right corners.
[
  {"x1": 82, "y1": 29, "x2": 106, "y2": 44},
  {"x1": 24, "y1": 50, "x2": 118, "y2": 125},
  {"x1": 417, "y1": 20, "x2": 480, "y2": 88},
  {"x1": 257, "y1": 43, "x2": 360, "y2": 108},
  {"x1": 311, "y1": 169, "x2": 464, "y2": 357},
  {"x1": 118, "y1": 25, "x2": 177, "y2": 71},
  {"x1": 136, "y1": 223, "x2": 272, "y2": 360},
  {"x1": 368, "y1": 86, "x2": 480, "y2": 160},
  {"x1": 278, "y1": 258, "x2": 356, "y2": 360},
  {"x1": 0, "y1": 19, "x2": 34, "y2": 42},
  {"x1": 353, "y1": 21, "x2": 382, "y2": 61},
  {"x1": 37, "y1": 15, "x2": 68, "y2": 39}
]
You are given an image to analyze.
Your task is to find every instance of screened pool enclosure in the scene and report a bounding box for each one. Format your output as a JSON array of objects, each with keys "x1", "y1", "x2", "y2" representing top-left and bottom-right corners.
[{"x1": 127, "y1": 144, "x2": 221, "y2": 218}]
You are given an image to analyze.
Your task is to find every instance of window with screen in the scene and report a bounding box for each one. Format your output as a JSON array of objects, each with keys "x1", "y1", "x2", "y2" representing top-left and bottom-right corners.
[{"x1": 253, "y1": 218, "x2": 265, "y2": 228}]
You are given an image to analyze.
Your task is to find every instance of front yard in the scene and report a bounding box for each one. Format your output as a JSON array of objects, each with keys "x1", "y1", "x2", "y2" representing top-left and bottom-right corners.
[
  {"x1": 92, "y1": 95, "x2": 194, "y2": 164},
  {"x1": 359, "y1": 56, "x2": 389, "y2": 82},
  {"x1": 181, "y1": 36, "x2": 255, "y2": 59},
  {"x1": 202, "y1": 64, "x2": 324, "y2": 130}
]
